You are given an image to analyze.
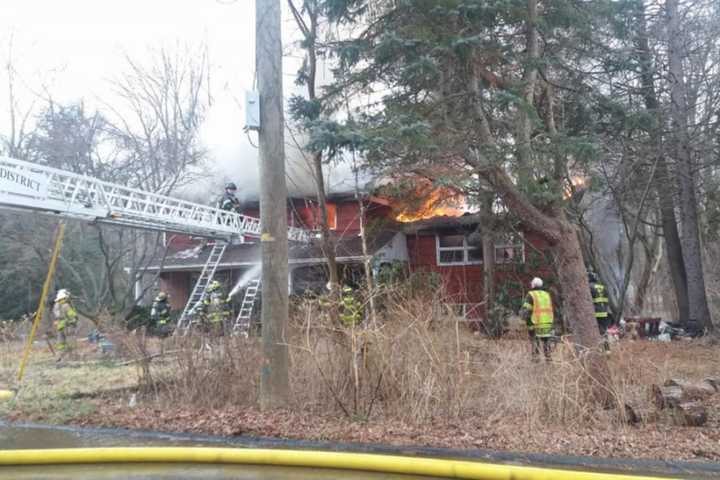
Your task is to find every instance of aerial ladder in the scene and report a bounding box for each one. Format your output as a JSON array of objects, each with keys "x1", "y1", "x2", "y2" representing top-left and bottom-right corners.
[{"x1": 0, "y1": 156, "x2": 307, "y2": 332}]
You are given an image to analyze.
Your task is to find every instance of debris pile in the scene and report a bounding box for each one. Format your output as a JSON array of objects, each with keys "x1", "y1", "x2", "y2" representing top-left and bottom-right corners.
[{"x1": 652, "y1": 378, "x2": 720, "y2": 426}]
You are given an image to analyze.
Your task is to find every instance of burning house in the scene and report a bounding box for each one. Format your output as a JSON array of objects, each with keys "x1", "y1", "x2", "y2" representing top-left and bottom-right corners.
[{"x1": 142, "y1": 188, "x2": 553, "y2": 322}]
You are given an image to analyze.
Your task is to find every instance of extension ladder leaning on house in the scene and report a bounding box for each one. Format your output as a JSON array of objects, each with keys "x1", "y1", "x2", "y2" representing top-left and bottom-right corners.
[{"x1": 232, "y1": 278, "x2": 262, "y2": 337}]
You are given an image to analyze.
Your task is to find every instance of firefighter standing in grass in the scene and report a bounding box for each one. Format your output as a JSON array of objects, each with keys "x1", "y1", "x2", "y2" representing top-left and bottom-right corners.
[
  {"x1": 200, "y1": 281, "x2": 231, "y2": 335},
  {"x1": 340, "y1": 285, "x2": 362, "y2": 326},
  {"x1": 53, "y1": 289, "x2": 78, "y2": 357},
  {"x1": 319, "y1": 283, "x2": 362, "y2": 326},
  {"x1": 588, "y1": 271, "x2": 611, "y2": 350},
  {"x1": 520, "y1": 277, "x2": 555, "y2": 360},
  {"x1": 150, "y1": 291, "x2": 172, "y2": 337}
]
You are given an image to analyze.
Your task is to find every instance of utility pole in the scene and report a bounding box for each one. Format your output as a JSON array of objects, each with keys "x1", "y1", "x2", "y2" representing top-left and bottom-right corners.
[{"x1": 256, "y1": 0, "x2": 290, "y2": 407}]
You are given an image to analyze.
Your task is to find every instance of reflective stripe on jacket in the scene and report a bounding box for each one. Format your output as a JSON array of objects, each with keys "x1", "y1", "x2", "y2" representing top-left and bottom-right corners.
[
  {"x1": 590, "y1": 282, "x2": 609, "y2": 319},
  {"x1": 53, "y1": 300, "x2": 78, "y2": 331}
]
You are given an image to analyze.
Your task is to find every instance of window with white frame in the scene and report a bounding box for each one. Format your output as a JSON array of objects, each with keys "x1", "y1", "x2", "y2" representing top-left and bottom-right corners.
[
  {"x1": 436, "y1": 234, "x2": 482, "y2": 265},
  {"x1": 494, "y1": 232, "x2": 525, "y2": 264}
]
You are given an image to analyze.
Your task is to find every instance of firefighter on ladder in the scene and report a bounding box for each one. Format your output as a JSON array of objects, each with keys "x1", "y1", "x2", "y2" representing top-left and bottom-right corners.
[
  {"x1": 200, "y1": 281, "x2": 231, "y2": 335},
  {"x1": 520, "y1": 277, "x2": 555, "y2": 360},
  {"x1": 150, "y1": 291, "x2": 172, "y2": 337},
  {"x1": 53, "y1": 289, "x2": 78, "y2": 359},
  {"x1": 218, "y1": 182, "x2": 242, "y2": 213},
  {"x1": 588, "y1": 271, "x2": 611, "y2": 351}
]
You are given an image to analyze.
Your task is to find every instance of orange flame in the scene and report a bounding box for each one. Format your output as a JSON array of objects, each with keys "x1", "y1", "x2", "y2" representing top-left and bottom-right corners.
[
  {"x1": 564, "y1": 176, "x2": 587, "y2": 200},
  {"x1": 394, "y1": 187, "x2": 464, "y2": 223}
]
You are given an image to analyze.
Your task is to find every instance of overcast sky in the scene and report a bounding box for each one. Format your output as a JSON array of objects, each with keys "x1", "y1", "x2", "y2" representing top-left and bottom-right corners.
[{"x1": 0, "y1": 0, "x2": 357, "y2": 200}]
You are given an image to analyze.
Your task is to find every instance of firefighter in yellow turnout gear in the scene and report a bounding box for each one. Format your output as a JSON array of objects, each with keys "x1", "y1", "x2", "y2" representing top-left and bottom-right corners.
[
  {"x1": 150, "y1": 291, "x2": 172, "y2": 337},
  {"x1": 340, "y1": 285, "x2": 362, "y2": 326},
  {"x1": 319, "y1": 283, "x2": 363, "y2": 326},
  {"x1": 589, "y1": 271, "x2": 612, "y2": 351},
  {"x1": 52, "y1": 289, "x2": 78, "y2": 356},
  {"x1": 520, "y1": 277, "x2": 555, "y2": 360},
  {"x1": 200, "y1": 281, "x2": 231, "y2": 335}
]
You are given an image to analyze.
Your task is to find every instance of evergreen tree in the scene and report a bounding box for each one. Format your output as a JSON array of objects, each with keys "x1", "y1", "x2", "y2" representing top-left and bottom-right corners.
[{"x1": 315, "y1": 0, "x2": 643, "y2": 401}]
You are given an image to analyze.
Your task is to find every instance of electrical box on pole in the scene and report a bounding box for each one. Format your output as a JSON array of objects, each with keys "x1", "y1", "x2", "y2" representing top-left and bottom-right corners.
[{"x1": 245, "y1": 91, "x2": 261, "y2": 130}]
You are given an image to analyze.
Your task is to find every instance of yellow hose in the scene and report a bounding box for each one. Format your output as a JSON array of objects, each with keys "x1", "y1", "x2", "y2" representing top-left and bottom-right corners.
[{"x1": 0, "y1": 447, "x2": 676, "y2": 479}]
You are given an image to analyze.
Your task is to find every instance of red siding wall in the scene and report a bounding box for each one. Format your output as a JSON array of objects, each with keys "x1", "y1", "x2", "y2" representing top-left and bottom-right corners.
[
  {"x1": 406, "y1": 234, "x2": 484, "y2": 306},
  {"x1": 406, "y1": 231, "x2": 554, "y2": 318},
  {"x1": 287, "y1": 199, "x2": 388, "y2": 233},
  {"x1": 335, "y1": 202, "x2": 361, "y2": 232}
]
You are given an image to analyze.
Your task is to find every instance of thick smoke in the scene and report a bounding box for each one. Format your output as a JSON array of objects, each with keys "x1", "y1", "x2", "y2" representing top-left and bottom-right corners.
[
  {"x1": 583, "y1": 192, "x2": 625, "y2": 301},
  {"x1": 182, "y1": 92, "x2": 364, "y2": 204}
]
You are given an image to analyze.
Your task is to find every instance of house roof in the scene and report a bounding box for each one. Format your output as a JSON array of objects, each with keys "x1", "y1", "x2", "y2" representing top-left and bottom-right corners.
[
  {"x1": 400, "y1": 213, "x2": 481, "y2": 234},
  {"x1": 240, "y1": 192, "x2": 388, "y2": 208},
  {"x1": 146, "y1": 229, "x2": 399, "y2": 272}
]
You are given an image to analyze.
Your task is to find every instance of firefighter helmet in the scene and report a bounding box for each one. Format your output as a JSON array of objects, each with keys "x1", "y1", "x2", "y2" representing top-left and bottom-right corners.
[
  {"x1": 55, "y1": 289, "x2": 70, "y2": 301},
  {"x1": 225, "y1": 182, "x2": 237, "y2": 191}
]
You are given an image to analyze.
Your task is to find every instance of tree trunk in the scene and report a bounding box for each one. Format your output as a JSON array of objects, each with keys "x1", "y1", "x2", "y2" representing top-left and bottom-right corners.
[
  {"x1": 307, "y1": 9, "x2": 338, "y2": 292},
  {"x1": 634, "y1": 4, "x2": 690, "y2": 325},
  {"x1": 288, "y1": 0, "x2": 340, "y2": 306},
  {"x1": 480, "y1": 196, "x2": 495, "y2": 329},
  {"x1": 312, "y1": 151, "x2": 340, "y2": 291},
  {"x1": 666, "y1": 0, "x2": 713, "y2": 332},
  {"x1": 633, "y1": 232, "x2": 661, "y2": 315},
  {"x1": 515, "y1": 0, "x2": 539, "y2": 185},
  {"x1": 481, "y1": 168, "x2": 613, "y2": 405},
  {"x1": 656, "y1": 157, "x2": 690, "y2": 324},
  {"x1": 257, "y1": 0, "x2": 290, "y2": 408},
  {"x1": 555, "y1": 222, "x2": 613, "y2": 406},
  {"x1": 469, "y1": 0, "x2": 611, "y2": 404},
  {"x1": 357, "y1": 192, "x2": 378, "y2": 326}
]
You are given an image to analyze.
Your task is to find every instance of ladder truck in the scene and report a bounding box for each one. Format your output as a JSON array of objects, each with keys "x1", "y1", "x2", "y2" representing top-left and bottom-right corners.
[{"x1": 0, "y1": 156, "x2": 306, "y2": 334}]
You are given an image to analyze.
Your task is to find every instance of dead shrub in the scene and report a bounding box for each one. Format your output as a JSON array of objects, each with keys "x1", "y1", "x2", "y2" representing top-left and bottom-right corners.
[
  {"x1": 155, "y1": 334, "x2": 262, "y2": 409},
  {"x1": 289, "y1": 288, "x2": 484, "y2": 422},
  {"x1": 106, "y1": 281, "x2": 719, "y2": 432},
  {"x1": 286, "y1": 288, "x2": 720, "y2": 430},
  {"x1": 114, "y1": 327, "x2": 157, "y2": 393}
]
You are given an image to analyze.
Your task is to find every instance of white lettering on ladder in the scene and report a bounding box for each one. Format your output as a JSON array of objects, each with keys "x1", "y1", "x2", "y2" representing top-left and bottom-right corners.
[{"x1": 0, "y1": 166, "x2": 48, "y2": 197}]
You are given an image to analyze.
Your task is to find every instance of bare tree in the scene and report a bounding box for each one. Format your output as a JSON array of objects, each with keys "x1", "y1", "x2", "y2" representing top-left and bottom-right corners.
[
  {"x1": 666, "y1": 0, "x2": 713, "y2": 331},
  {"x1": 101, "y1": 45, "x2": 213, "y2": 315},
  {"x1": 287, "y1": 0, "x2": 341, "y2": 307},
  {"x1": 0, "y1": 36, "x2": 40, "y2": 159},
  {"x1": 106, "y1": 45, "x2": 210, "y2": 194}
]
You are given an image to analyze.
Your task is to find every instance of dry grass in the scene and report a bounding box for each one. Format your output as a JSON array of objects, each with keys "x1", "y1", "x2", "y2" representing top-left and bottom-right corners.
[
  {"x1": 2, "y1": 292, "x2": 718, "y2": 442},
  {"x1": 114, "y1": 304, "x2": 720, "y2": 431},
  {"x1": 285, "y1": 293, "x2": 720, "y2": 430},
  {"x1": 0, "y1": 341, "x2": 136, "y2": 423}
]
